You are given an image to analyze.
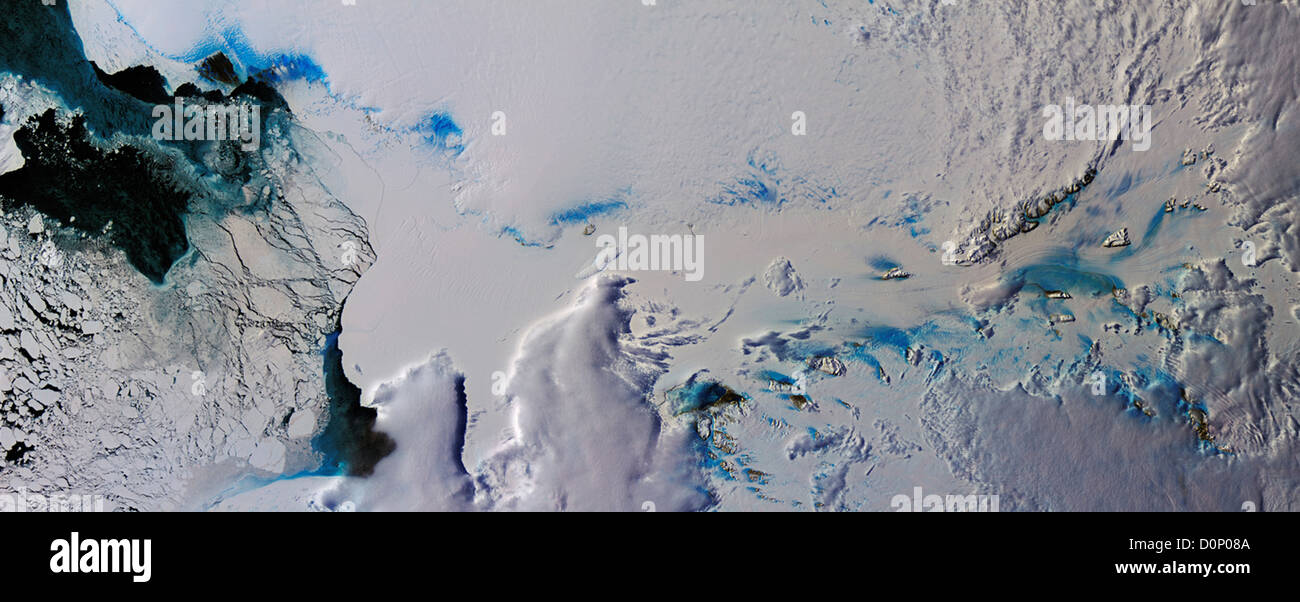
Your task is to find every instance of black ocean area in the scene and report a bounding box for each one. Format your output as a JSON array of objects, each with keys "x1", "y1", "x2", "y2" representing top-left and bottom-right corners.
[
  {"x1": 315, "y1": 331, "x2": 395, "y2": 477},
  {"x1": 0, "y1": 110, "x2": 191, "y2": 284},
  {"x1": 0, "y1": 1, "x2": 286, "y2": 284},
  {"x1": 0, "y1": 2, "x2": 192, "y2": 284}
]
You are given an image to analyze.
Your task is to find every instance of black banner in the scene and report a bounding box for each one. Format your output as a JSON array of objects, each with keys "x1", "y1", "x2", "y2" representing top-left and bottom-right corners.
[{"x1": 1, "y1": 511, "x2": 1284, "y2": 592}]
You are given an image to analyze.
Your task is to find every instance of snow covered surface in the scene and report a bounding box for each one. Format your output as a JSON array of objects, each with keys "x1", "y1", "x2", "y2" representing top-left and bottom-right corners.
[{"x1": 1, "y1": 0, "x2": 1296, "y2": 511}]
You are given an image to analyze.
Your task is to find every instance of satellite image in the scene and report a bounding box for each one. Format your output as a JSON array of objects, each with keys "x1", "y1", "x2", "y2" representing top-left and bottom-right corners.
[{"x1": 0, "y1": 0, "x2": 1298, "y2": 522}]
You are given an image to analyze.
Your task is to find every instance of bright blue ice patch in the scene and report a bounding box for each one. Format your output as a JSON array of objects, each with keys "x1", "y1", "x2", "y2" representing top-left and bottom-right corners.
[
  {"x1": 1014, "y1": 254, "x2": 1125, "y2": 297},
  {"x1": 762, "y1": 370, "x2": 799, "y2": 386},
  {"x1": 861, "y1": 325, "x2": 912, "y2": 351},
  {"x1": 847, "y1": 348, "x2": 882, "y2": 371},
  {"x1": 109, "y1": 11, "x2": 334, "y2": 90},
  {"x1": 500, "y1": 225, "x2": 550, "y2": 248},
  {"x1": 256, "y1": 54, "x2": 328, "y2": 84},
  {"x1": 162, "y1": 26, "x2": 327, "y2": 85},
  {"x1": 867, "y1": 255, "x2": 900, "y2": 271},
  {"x1": 169, "y1": 25, "x2": 261, "y2": 65},
  {"x1": 708, "y1": 150, "x2": 837, "y2": 207},
  {"x1": 711, "y1": 177, "x2": 777, "y2": 206},
  {"x1": 421, "y1": 112, "x2": 464, "y2": 151},
  {"x1": 549, "y1": 199, "x2": 628, "y2": 225}
]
